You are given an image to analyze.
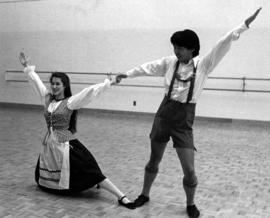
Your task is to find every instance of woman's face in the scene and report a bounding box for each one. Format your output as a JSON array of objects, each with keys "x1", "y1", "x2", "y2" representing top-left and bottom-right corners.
[{"x1": 51, "y1": 77, "x2": 65, "y2": 98}]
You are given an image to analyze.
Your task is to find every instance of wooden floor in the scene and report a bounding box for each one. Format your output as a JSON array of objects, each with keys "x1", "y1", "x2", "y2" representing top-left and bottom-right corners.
[{"x1": 0, "y1": 106, "x2": 270, "y2": 218}]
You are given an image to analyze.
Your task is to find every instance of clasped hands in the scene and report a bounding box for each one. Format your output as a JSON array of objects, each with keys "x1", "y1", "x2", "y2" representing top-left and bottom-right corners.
[{"x1": 107, "y1": 73, "x2": 127, "y2": 85}]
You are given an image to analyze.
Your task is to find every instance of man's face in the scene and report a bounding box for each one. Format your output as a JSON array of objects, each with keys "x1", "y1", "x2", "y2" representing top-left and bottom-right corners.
[{"x1": 173, "y1": 45, "x2": 194, "y2": 64}]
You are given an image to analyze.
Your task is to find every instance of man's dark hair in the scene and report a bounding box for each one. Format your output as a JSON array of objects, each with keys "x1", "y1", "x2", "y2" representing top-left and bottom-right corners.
[{"x1": 170, "y1": 29, "x2": 200, "y2": 57}]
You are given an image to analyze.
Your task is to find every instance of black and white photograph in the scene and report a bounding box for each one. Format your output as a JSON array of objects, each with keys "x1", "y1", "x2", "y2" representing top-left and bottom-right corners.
[{"x1": 0, "y1": 0, "x2": 269, "y2": 217}]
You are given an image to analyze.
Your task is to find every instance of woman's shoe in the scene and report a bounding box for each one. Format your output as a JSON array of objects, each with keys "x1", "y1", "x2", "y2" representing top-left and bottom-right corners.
[{"x1": 118, "y1": 196, "x2": 136, "y2": 210}]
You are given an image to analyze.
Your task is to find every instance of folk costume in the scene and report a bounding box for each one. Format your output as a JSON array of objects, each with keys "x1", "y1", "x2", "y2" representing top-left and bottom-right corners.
[
  {"x1": 24, "y1": 66, "x2": 110, "y2": 192},
  {"x1": 125, "y1": 23, "x2": 248, "y2": 149}
]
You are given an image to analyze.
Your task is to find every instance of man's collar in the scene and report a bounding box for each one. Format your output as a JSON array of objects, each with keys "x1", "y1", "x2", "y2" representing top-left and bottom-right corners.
[{"x1": 193, "y1": 57, "x2": 199, "y2": 67}]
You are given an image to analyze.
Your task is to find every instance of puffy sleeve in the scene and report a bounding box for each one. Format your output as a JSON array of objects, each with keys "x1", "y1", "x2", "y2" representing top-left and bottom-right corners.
[
  {"x1": 199, "y1": 22, "x2": 248, "y2": 75},
  {"x1": 24, "y1": 65, "x2": 49, "y2": 101},
  {"x1": 126, "y1": 56, "x2": 171, "y2": 78},
  {"x1": 67, "y1": 79, "x2": 111, "y2": 110}
]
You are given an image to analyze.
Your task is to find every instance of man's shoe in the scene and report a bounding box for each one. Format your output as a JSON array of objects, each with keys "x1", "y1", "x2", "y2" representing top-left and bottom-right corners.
[
  {"x1": 186, "y1": 205, "x2": 200, "y2": 218},
  {"x1": 133, "y1": 194, "x2": 150, "y2": 207}
]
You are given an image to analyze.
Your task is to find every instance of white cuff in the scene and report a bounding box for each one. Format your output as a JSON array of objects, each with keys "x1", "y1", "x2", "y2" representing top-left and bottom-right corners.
[
  {"x1": 24, "y1": 65, "x2": 36, "y2": 74},
  {"x1": 232, "y1": 22, "x2": 248, "y2": 40},
  {"x1": 104, "y1": 78, "x2": 111, "y2": 87}
]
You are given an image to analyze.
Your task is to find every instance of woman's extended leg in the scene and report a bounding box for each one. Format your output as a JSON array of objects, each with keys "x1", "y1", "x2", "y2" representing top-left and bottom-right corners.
[
  {"x1": 98, "y1": 178, "x2": 135, "y2": 209},
  {"x1": 98, "y1": 178, "x2": 127, "y2": 201}
]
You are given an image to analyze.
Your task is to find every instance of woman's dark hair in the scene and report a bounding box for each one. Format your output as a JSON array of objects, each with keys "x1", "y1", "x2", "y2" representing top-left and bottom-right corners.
[
  {"x1": 170, "y1": 29, "x2": 200, "y2": 57},
  {"x1": 50, "y1": 72, "x2": 78, "y2": 133}
]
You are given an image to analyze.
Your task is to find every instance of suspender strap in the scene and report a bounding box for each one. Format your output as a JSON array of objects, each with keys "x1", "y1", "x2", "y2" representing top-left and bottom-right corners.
[
  {"x1": 186, "y1": 62, "x2": 198, "y2": 103},
  {"x1": 167, "y1": 60, "x2": 198, "y2": 103},
  {"x1": 167, "y1": 60, "x2": 180, "y2": 99}
]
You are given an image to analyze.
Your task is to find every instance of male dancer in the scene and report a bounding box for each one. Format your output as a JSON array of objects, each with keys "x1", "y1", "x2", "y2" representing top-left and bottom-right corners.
[{"x1": 116, "y1": 8, "x2": 262, "y2": 218}]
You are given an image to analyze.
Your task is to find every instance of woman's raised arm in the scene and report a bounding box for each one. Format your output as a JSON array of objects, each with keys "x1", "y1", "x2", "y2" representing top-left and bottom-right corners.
[{"x1": 19, "y1": 52, "x2": 48, "y2": 101}]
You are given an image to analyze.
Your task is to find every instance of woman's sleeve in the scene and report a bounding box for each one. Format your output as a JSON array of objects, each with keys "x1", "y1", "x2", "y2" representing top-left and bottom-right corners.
[
  {"x1": 126, "y1": 57, "x2": 171, "y2": 78},
  {"x1": 24, "y1": 65, "x2": 49, "y2": 101},
  {"x1": 67, "y1": 79, "x2": 111, "y2": 110},
  {"x1": 199, "y1": 22, "x2": 249, "y2": 75}
]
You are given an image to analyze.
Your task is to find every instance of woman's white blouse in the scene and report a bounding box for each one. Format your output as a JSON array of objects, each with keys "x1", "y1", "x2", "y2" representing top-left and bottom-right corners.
[{"x1": 24, "y1": 66, "x2": 111, "y2": 112}]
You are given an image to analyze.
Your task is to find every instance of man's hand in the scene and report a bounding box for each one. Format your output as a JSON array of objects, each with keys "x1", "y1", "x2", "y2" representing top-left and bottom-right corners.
[
  {"x1": 245, "y1": 7, "x2": 262, "y2": 27},
  {"x1": 115, "y1": 73, "x2": 127, "y2": 83},
  {"x1": 19, "y1": 52, "x2": 29, "y2": 67}
]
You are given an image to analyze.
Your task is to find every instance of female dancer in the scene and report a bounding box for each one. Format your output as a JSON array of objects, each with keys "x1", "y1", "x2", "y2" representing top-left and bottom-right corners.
[{"x1": 19, "y1": 52, "x2": 135, "y2": 209}]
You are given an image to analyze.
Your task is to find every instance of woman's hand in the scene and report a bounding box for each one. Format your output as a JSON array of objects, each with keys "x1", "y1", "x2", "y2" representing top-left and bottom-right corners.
[
  {"x1": 245, "y1": 7, "x2": 262, "y2": 27},
  {"x1": 19, "y1": 52, "x2": 29, "y2": 67},
  {"x1": 107, "y1": 72, "x2": 117, "y2": 85}
]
